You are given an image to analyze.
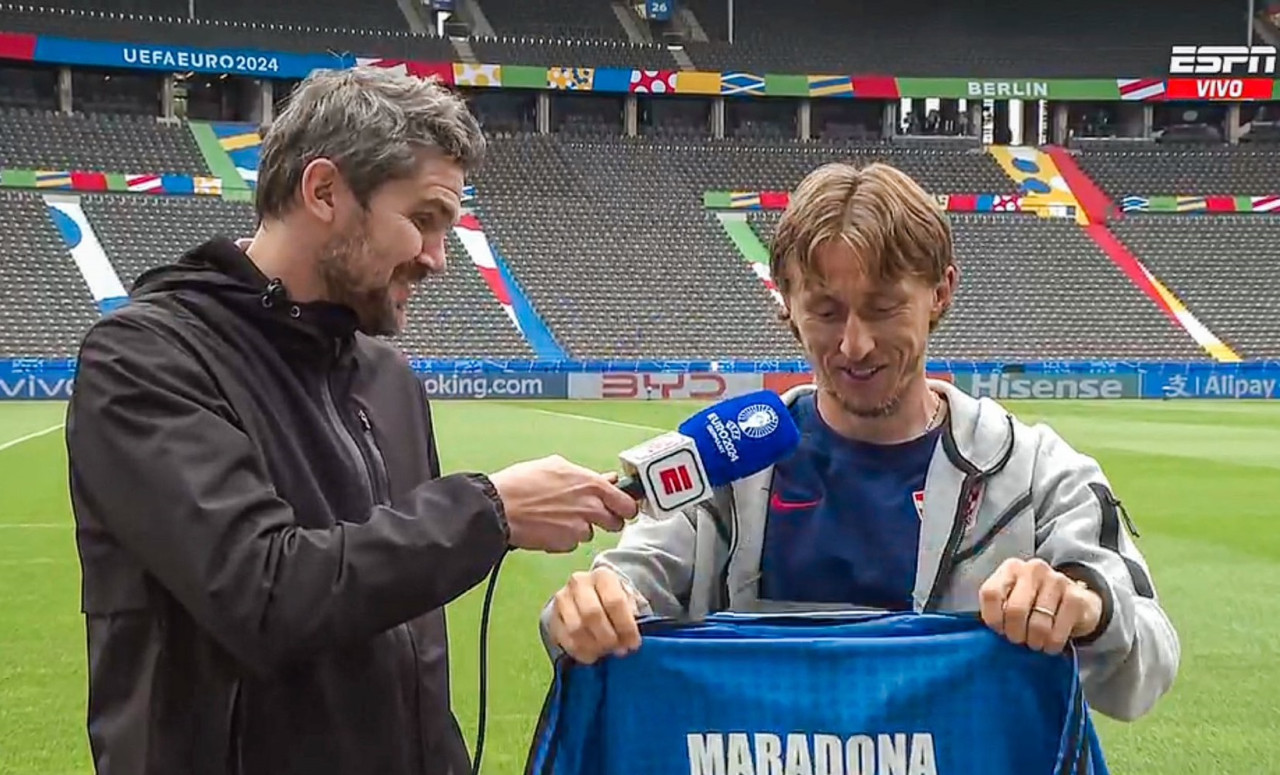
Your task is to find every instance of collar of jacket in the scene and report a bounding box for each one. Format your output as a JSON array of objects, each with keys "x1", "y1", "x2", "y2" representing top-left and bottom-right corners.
[
  {"x1": 132, "y1": 236, "x2": 363, "y2": 365},
  {"x1": 707, "y1": 378, "x2": 1018, "y2": 616},
  {"x1": 775, "y1": 379, "x2": 1015, "y2": 475}
]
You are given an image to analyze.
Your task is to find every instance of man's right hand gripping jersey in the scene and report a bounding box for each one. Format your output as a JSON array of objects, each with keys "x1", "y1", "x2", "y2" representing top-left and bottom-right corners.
[{"x1": 526, "y1": 612, "x2": 1109, "y2": 775}]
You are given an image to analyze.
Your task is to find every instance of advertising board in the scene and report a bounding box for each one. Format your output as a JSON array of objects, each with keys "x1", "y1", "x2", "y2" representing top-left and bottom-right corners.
[
  {"x1": 953, "y1": 372, "x2": 1140, "y2": 399},
  {"x1": 0, "y1": 373, "x2": 74, "y2": 400},
  {"x1": 34, "y1": 36, "x2": 349, "y2": 80},
  {"x1": 762, "y1": 372, "x2": 813, "y2": 394},
  {"x1": 2, "y1": 359, "x2": 1278, "y2": 403},
  {"x1": 418, "y1": 372, "x2": 567, "y2": 400},
  {"x1": 1144, "y1": 370, "x2": 1279, "y2": 400},
  {"x1": 567, "y1": 373, "x2": 763, "y2": 400},
  {"x1": 762, "y1": 371, "x2": 954, "y2": 395},
  {"x1": 0, "y1": 359, "x2": 75, "y2": 400}
]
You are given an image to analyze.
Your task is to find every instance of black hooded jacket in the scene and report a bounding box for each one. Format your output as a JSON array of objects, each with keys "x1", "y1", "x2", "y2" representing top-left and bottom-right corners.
[{"x1": 65, "y1": 237, "x2": 511, "y2": 775}]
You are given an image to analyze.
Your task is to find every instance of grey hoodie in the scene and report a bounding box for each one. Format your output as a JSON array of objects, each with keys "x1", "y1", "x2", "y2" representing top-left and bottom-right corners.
[{"x1": 541, "y1": 380, "x2": 1179, "y2": 723}]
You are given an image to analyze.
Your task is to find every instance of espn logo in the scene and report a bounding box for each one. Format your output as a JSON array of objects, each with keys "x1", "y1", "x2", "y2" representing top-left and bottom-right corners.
[
  {"x1": 1169, "y1": 45, "x2": 1277, "y2": 75},
  {"x1": 643, "y1": 449, "x2": 708, "y2": 514},
  {"x1": 659, "y1": 464, "x2": 694, "y2": 496}
]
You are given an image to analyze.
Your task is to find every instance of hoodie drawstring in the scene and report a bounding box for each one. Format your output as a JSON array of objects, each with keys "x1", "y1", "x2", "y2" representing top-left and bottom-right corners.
[{"x1": 261, "y1": 278, "x2": 286, "y2": 309}]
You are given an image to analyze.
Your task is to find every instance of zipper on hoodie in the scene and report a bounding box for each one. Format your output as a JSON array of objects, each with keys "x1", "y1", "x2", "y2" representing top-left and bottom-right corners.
[
  {"x1": 321, "y1": 373, "x2": 379, "y2": 507},
  {"x1": 355, "y1": 407, "x2": 391, "y2": 506},
  {"x1": 923, "y1": 475, "x2": 980, "y2": 613}
]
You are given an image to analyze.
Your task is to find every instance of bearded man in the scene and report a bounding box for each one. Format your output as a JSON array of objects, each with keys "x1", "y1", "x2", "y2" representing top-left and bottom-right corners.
[
  {"x1": 65, "y1": 66, "x2": 636, "y2": 775},
  {"x1": 541, "y1": 161, "x2": 1179, "y2": 724}
]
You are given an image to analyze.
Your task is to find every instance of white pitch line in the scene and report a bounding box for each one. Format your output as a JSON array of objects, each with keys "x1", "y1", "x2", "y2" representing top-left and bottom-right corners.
[
  {"x1": 0, "y1": 422, "x2": 64, "y2": 453},
  {"x1": 0, "y1": 523, "x2": 64, "y2": 529},
  {"x1": 521, "y1": 409, "x2": 664, "y2": 432}
]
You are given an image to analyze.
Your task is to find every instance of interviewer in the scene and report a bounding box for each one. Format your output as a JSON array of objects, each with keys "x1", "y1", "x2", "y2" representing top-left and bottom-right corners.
[{"x1": 64, "y1": 66, "x2": 636, "y2": 775}]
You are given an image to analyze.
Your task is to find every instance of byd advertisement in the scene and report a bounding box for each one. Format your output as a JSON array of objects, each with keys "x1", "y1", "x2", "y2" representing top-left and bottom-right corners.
[{"x1": 567, "y1": 373, "x2": 763, "y2": 400}]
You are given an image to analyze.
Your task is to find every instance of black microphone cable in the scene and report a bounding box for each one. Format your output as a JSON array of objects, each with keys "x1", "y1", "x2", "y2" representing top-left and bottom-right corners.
[{"x1": 471, "y1": 546, "x2": 510, "y2": 775}]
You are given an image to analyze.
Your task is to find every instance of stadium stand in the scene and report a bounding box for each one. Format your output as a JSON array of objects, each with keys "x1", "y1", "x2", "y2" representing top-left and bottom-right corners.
[
  {"x1": 1110, "y1": 214, "x2": 1280, "y2": 360},
  {"x1": 1071, "y1": 142, "x2": 1280, "y2": 199},
  {"x1": 0, "y1": 0, "x2": 1277, "y2": 366},
  {"x1": 679, "y1": 0, "x2": 1241, "y2": 79},
  {"x1": 475, "y1": 0, "x2": 625, "y2": 39},
  {"x1": 0, "y1": 190, "x2": 99, "y2": 358},
  {"x1": 0, "y1": 5, "x2": 456, "y2": 61},
  {"x1": 0, "y1": 0, "x2": 410, "y2": 31},
  {"x1": 674, "y1": 137, "x2": 1017, "y2": 195},
  {"x1": 467, "y1": 37, "x2": 677, "y2": 70},
  {"x1": 747, "y1": 210, "x2": 1207, "y2": 361},
  {"x1": 78, "y1": 194, "x2": 535, "y2": 359},
  {"x1": 0, "y1": 107, "x2": 210, "y2": 175},
  {"x1": 471, "y1": 134, "x2": 802, "y2": 360},
  {"x1": 0, "y1": 0, "x2": 1249, "y2": 82}
]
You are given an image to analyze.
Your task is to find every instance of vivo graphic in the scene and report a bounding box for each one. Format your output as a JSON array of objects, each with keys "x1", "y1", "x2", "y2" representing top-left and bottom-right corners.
[{"x1": 0, "y1": 360, "x2": 76, "y2": 400}]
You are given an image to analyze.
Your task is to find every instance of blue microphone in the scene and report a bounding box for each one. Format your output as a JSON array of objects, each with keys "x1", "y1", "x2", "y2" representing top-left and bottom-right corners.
[{"x1": 617, "y1": 390, "x2": 801, "y2": 519}]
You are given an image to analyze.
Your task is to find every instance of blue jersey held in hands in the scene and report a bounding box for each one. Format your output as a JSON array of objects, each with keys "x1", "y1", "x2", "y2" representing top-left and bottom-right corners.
[{"x1": 526, "y1": 612, "x2": 1110, "y2": 775}]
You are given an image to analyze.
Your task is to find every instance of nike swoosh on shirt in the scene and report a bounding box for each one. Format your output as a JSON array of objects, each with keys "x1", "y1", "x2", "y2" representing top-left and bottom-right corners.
[{"x1": 770, "y1": 492, "x2": 822, "y2": 511}]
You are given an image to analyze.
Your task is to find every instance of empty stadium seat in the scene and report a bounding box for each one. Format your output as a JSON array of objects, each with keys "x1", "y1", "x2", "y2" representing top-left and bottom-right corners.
[
  {"x1": 0, "y1": 107, "x2": 210, "y2": 176},
  {"x1": 0, "y1": 6, "x2": 454, "y2": 61},
  {"x1": 468, "y1": 37, "x2": 678, "y2": 70},
  {"x1": 476, "y1": 0, "x2": 626, "y2": 40},
  {"x1": 1073, "y1": 143, "x2": 1280, "y2": 198},
  {"x1": 749, "y1": 210, "x2": 1208, "y2": 361},
  {"x1": 0, "y1": 190, "x2": 100, "y2": 358},
  {"x1": 466, "y1": 134, "x2": 1072, "y2": 360},
  {"x1": 471, "y1": 134, "x2": 803, "y2": 360},
  {"x1": 77, "y1": 194, "x2": 533, "y2": 359},
  {"x1": 1109, "y1": 214, "x2": 1280, "y2": 360},
  {"x1": 0, "y1": 0, "x2": 409, "y2": 32},
  {"x1": 680, "y1": 0, "x2": 1239, "y2": 79}
]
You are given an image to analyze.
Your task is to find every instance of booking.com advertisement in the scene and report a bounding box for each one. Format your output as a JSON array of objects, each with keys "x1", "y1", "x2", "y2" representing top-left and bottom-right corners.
[{"x1": 417, "y1": 372, "x2": 568, "y2": 400}]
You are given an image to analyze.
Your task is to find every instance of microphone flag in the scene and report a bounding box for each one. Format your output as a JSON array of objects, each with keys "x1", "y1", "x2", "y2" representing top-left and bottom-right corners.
[{"x1": 526, "y1": 612, "x2": 1110, "y2": 775}]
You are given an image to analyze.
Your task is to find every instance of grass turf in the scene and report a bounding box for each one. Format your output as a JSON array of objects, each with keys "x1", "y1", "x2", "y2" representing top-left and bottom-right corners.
[{"x1": 1, "y1": 398, "x2": 1277, "y2": 774}]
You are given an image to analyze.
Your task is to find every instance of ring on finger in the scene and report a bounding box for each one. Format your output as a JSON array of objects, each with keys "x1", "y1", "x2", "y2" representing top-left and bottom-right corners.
[{"x1": 1031, "y1": 605, "x2": 1057, "y2": 619}]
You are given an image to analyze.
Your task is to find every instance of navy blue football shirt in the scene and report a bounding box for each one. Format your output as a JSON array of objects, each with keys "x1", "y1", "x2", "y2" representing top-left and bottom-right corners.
[{"x1": 759, "y1": 391, "x2": 942, "y2": 610}]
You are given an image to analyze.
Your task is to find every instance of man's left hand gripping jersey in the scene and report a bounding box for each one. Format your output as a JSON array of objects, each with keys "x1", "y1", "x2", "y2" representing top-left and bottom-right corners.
[{"x1": 526, "y1": 612, "x2": 1109, "y2": 775}]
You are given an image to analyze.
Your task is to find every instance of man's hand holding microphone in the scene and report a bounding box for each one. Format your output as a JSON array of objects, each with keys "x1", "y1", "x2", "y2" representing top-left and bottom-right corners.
[
  {"x1": 488, "y1": 455, "x2": 640, "y2": 553},
  {"x1": 544, "y1": 390, "x2": 805, "y2": 664}
]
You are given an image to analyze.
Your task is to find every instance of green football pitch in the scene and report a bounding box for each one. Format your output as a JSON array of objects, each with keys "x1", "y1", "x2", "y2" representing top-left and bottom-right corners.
[{"x1": 2, "y1": 398, "x2": 1278, "y2": 774}]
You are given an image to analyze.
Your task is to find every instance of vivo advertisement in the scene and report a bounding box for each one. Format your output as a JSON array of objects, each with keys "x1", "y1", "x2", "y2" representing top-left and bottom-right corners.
[{"x1": 0, "y1": 359, "x2": 76, "y2": 400}]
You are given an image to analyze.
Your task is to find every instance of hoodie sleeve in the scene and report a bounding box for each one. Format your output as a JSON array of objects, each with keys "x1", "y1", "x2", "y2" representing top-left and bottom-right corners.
[
  {"x1": 1029, "y1": 424, "x2": 1180, "y2": 722},
  {"x1": 66, "y1": 310, "x2": 511, "y2": 677}
]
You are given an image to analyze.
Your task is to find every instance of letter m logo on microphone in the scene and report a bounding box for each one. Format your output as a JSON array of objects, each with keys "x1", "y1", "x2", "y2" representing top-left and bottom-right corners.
[
  {"x1": 659, "y1": 465, "x2": 693, "y2": 495},
  {"x1": 643, "y1": 449, "x2": 709, "y2": 514}
]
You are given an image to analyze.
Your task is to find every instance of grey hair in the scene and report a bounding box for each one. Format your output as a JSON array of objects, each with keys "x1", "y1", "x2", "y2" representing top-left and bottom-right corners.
[{"x1": 255, "y1": 65, "x2": 486, "y2": 220}]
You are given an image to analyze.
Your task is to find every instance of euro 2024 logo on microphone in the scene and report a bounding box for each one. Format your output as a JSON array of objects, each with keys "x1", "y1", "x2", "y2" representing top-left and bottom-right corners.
[{"x1": 736, "y1": 403, "x2": 779, "y2": 439}]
